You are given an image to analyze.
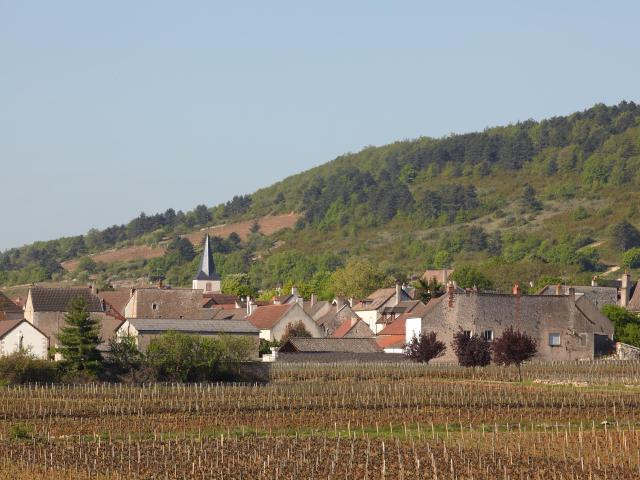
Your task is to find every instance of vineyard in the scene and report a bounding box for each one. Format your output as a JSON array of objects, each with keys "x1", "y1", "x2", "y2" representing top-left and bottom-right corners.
[{"x1": 0, "y1": 362, "x2": 639, "y2": 479}]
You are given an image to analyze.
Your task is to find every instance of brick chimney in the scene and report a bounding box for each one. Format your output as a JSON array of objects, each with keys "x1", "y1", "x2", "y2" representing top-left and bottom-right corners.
[
  {"x1": 395, "y1": 282, "x2": 402, "y2": 305},
  {"x1": 568, "y1": 287, "x2": 576, "y2": 303},
  {"x1": 447, "y1": 282, "x2": 455, "y2": 308},
  {"x1": 512, "y1": 283, "x2": 521, "y2": 296},
  {"x1": 620, "y1": 271, "x2": 631, "y2": 307}
]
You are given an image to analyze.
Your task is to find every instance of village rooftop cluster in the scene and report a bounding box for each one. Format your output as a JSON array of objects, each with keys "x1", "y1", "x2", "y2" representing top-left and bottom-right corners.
[{"x1": 1, "y1": 234, "x2": 639, "y2": 364}]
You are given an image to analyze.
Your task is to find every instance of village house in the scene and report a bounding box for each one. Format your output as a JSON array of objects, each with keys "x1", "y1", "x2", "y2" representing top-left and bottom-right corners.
[
  {"x1": 353, "y1": 284, "x2": 414, "y2": 334},
  {"x1": 405, "y1": 283, "x2": 614, "y2": 363},
  {"x1": 314, "y1": 299, "x2": 361, "y2": 336},
  {"x1": 97, "y1": 289, "x2": 131, "y2": 321},
  {"x1": 124, "y1": 288, "x2": 217, "y2": 320},
  {"x1": 246, "y1": 302, "x2": 323, "y2": 341},
  {"x1": 23, "y1": 286, "x2": 122, "y2": 350},
  {"x1": 421, "y1": 268, "x2": 455, "y2": 285},
  {"x1": 117, "y1": 318, "x2": 259, "y2": 355},
  {"x1": 330, "y1": 317, "x2": 373, "y2": 339},
  {"x1": 0, "y1": 292, "x2": 23, "y2": 320},
  {"x1": 0, "y1": 319, "x2": 49, "y2": 359}
]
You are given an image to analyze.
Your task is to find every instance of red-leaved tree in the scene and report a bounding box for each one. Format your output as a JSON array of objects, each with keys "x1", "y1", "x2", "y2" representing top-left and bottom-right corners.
[
  {"x1": 491, "y1": 327, "x2": 537, "y2": 381},
  {"x1": 405, "y1": 332, "x2": 446, "y2": 364},
  {"x1": 451, "y1": 330, "x2": 491, "y2": 367}
]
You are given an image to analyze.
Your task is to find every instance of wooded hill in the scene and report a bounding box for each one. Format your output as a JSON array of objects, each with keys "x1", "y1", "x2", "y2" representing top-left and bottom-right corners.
[{"x1": 3, "y1": 101, "x2": 640, "y2": 298}]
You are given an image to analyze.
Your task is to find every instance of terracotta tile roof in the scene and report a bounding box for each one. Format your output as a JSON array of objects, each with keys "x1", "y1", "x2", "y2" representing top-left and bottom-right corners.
[
  {"x1": 0, "y1": 292, "x2": 22, "y2": 315},
  {"x1": 330, "y1": 317, "x2": 360, "y2": 338},
  {"x1": 376, "y1": 335, "x2": 405, "y2": 349},
  {"x1": 279, "y1": 337, "x2": 382, "y2": 353},
  {"x1": 30, "y1": 287, "x2": 103, "y2": 312},
  {"x1": 97, "y1": 290, "x2": 131, "y2": 317},
  {"x1": 246, "y1": 304, "x2": 293, "y2": 329},
  {"x1": 378, "y1": 314, "x2": 408, "y2": 336},
  {"x1": 0, "y1": 319, "x2": 25, "y2": 338}
]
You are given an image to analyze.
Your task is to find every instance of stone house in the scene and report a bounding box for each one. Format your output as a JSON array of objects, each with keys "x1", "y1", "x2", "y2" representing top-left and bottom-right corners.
[
  {"x1": 116, "y1": 318, "x2": 259, "y2": 356},
  {"x1": 330, "y1": 317, "x2": 374, "y2": 339},
  {"x1": 353, "y1": 284, "x2": 413, "y2": 334},
  {"x1": 405, "y1": 284, "x2": 614, "y2": 363},
  {"x1": 0, "y1": 292, "x2": 23, "y2": 320},
  {"x1": 246, "y1": 303, "x2": 323, "y2": 341},
  {"x1": 315, "y1": 301, "x2": 361, "y2": 336},
  {"x1": 0, "y1": 319, "x2": 49, "y2": 359},
  {"x1": 124, "y1": 288, "x2": 216, "y2": 320},
  {"x1": 24, "y1": 287, "x2": 122, "y2": 350}
]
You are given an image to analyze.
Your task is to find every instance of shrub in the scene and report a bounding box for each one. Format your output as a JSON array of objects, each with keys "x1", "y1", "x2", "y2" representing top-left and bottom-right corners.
[
  {"x1": 491, "y1": 327, "x2": 537, "y2": 381},
  {"x1": 280, "y1": 321, "x2": 312, "y2": 343},
  {"x1": 451, "y1": 330, "x2": 491, "y2": 367},
  {"x1": 0, "y1": 351, "x2": 59, "y2": 385},
  {"x1": 405, "y1": 332, "x2": 446, "y2": 364},
  {"x1": 623, "y1": 248, "x2": 640, "y2": 269}
]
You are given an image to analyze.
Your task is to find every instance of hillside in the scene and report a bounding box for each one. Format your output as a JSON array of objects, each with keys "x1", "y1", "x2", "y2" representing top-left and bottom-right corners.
[{"x1": 2, "y1": 101, "x2": 640, "y2": 297}]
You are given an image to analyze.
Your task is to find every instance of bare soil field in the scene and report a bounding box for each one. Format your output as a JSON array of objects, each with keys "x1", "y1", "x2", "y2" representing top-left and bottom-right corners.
[{"x1": 61, "y1": 213, "x2": 300, "y2": 271}]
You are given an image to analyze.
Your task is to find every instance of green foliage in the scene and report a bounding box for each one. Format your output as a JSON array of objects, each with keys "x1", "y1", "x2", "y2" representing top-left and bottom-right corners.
[
  {"x1": 609, "y1": 220, "x2": 640, "y2": 252},
  {"x1": 56, "y1": 298, "x2": 103, "y2": 377},
  {"x1": 601, "y1": 305, "x2": 640, "y2": 348},
  {"x1": 259, "y1": 339, "x2": 280, "y2": 356},
  {"x1": 0, "y1": 351, "x2": 59, "y2": 385},
  {"x1": 450, "y1": 265, "x2": 493, "y2": 290},
  {"x1": 623, "y1": 248, "x2": 640, "y2": 268},
  {"x1": 221, "y1": 273, "x2": 256, "y2": 298},
  {"x1": 330, "y1": 259, "x2": 386, "y2": 299},
  {"x1": 106, "y1": 336, "x2": 144, "y2": 375},
  {"x1": 145, "y1": 331, "x2": 254, "y2": 382}
]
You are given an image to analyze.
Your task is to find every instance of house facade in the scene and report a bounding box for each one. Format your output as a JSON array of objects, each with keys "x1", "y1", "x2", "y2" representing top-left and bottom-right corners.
[
  {"x1": 0, "y1": 319, "x2": 49, "y2": 359},
  {"x1": 353, "y1": 284, "x2": 413, "y2": 334},
  {"x1": 407, "y1": 285, "x2": 614, "y2": 363}
]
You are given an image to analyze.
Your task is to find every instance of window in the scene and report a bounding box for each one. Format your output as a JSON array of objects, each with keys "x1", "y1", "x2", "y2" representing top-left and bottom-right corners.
[
  {"x1": 462, "y1": 330, "x2": 472, "y2": 339},
  {"x1": 152, "y1": 303, "x2": 158, "y2": 311},
  {"x1": 482, "y1": 330, "x2": 494, "y2": 342},
  {"x1": 549, "y1": 333, "x2": 561, "y2": 346}
]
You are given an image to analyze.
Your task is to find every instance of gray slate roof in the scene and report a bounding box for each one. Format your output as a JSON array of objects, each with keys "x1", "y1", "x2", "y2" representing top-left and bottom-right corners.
[
  {"x1": 279, "y1": 337, "x2": 382, "y2": 353},
  {"x1": 194, "y1": 234, "x2": 220, "y2": 281},
  {"x1": 29, "y1": 287, "x2": 104, "y2": 312},
  {"x1": 128, "y1": 318, "x2": 258, "y2": 334},
  {"x1": 538, "y1": 285, "x2": 618, "y2": 309}
]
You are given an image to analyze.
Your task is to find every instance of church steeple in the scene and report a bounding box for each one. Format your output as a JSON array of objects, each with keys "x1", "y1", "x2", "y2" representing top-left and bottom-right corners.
[{"x1": 192, "y1": 234, "x2": 221, "y2": 292}]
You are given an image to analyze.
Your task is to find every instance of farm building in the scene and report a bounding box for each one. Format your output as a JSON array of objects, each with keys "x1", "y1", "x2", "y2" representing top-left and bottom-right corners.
[
  {"x1": 124, "y1": 288, "x2": 215, "y2": 320},
  {"x1": 116, "y1": 318, "x2": 259, "y2": 355},
  {"x1": 0, "y1": 292, "x2": 23, "y2": 320},
  {"x1": 0, "y1": 319, "x2": 49, "y2": 359},
  {"x1": 23, "y1": 287, "x2": 121, "y2": 350},
  {"x1": 406, "y1": 284, "x2": 614, "y2": 363},
  {"x1": 246, "y1": 303, "x2": 323, "y2": 341}
]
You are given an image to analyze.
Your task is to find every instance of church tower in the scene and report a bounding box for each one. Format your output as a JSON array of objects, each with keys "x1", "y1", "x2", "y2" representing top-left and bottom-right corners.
[{"x1": 192, "y1": 234, "x2": 221, "y2": 293}]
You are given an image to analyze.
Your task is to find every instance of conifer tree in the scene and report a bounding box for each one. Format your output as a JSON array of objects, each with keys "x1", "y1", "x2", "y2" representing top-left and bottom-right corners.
[{"x1": 56, "y1": 297, "x2": 103, "y2": 376}]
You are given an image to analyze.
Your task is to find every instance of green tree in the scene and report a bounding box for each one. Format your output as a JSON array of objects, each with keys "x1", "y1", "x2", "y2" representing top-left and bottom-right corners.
[
  {"x1": 622, "y1": 248, "x2": 640, "y2": 269},
  {"x1": 221, "y1": 273, "x2": 256, "y2": 298},
  {"x1": 450, "y1": 265, "x2": 493, "y2": 290},
  {"x1": 107, "y1": 336, "x2": 143, "y2": 375},
  {"x1": 330, "y1": 259, "x2": 386, "y2": 299},
  {"x1": 56, "y1": 297, "x2": 103, "y2": 376},
  {"x1": 602, "y1": 305, "x2": 640, "y2": 348},
  {"x1": 520, "y1": 184, "x2": 542, "y2": 212},
  {"x1": 77, "y1": 256, "x2": 98, "y2": 274},
  {"x1": 610, "y1": 220, "x2": 640, "y2": 252}
]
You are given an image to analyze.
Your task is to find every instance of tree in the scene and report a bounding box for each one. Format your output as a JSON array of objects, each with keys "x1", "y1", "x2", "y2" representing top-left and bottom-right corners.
[
  {"x1": 602, "y1": 305, "x2": 640, "y2": 348},
  {"x1": 280, "y1": 321, "x2": 312, "y2": 343},
  {"x1": 491, "y1": 327, "x2": 537, "y2": 381},
  {"x1": 77, "y1": 256, "x2": 98, "y2": 274},
  {"x1": 622, "y1": 248, "x2": 640, "y2": 268},
  {"x1": 405, "y1": 332, "x2": 446, "y2": 363},
  {"x1": 221, "y1": 273, "x2": 256, "y2": 298},
  {"x1": 520, "y1": 184, "x2": 542, "y2": 211},
  {"x1": 107, "y1": 335, "x2": 143, "y2": 375},
  {"x1": 412, "y1": 277, "x2": 444, "y2": 303},
  {"x1": 56, "y1": 297, "x2": 103, "y2": 376},
  {"x1": 330, "y1": 259, "x2": 386, "y2": 299},
  {"x1": 166, "y1": 237, "x2": 196, "y2": 262},
  {"x1": 451, "y1": 330, "x2": 491, "y2": 367},
  {"x1": 610, "y1": 220, "x2": 640, "y2": 252},
  {"x1": 450, "y1": 265, "x2": 493, "y2": 290}
]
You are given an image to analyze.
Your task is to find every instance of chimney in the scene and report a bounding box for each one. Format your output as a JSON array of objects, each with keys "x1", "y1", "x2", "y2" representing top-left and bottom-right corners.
[
  {"x1": 620, "y1": 271, "x2": 631, "y2": 307},
  {"x1": 447, "y1": 282, "x2": 455, "y2": 308},
  {"x1": 395, "y1": 282, "x2": 402, "y2": 305},
  {"x1": 246, "y1": 296, "x2": 251, "y2": 315},
  {"x1": 157, "y1": 279, "x2": 163, "y2": 289},
  {"x1": 591, "y1": 276, "x2": 598, "y2": 287},
  {"x1": 291, "y1": 286, "x2": 299, "y2": 298},
  {"x1": 555, "y1": 284, "x2": 562, "y2": 296},
  {"x1": 512, "y1": 283, "x2": 521, "y2": 296},
  {"x1": 310, "y1": 294, "x2": 317, "y2": 307},
  {"x1": 568, "y1": 287, "x2": 576, "y2": 303},
  {"x1": 89, "y1": 282, "x2": 96, "y2": 295},
  {"x1": 348, "y1": 297, "x2": 354, "y2": 307}
]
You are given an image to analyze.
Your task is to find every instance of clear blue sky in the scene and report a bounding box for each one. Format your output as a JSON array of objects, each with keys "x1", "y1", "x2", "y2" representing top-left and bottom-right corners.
[{"x1": 1, "y1": 1, "x2": 638, "y2": 251}]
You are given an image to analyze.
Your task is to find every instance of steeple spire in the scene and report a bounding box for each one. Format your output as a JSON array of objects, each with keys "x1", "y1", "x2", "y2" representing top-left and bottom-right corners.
[{"x1": 194, "y1": 234, "x2": 220, "y2": 281}]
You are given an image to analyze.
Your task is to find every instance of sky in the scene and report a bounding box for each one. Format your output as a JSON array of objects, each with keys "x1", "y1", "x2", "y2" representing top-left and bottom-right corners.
[{"x1": 1, "y1": 1, "x2": 639, "y2": 251}]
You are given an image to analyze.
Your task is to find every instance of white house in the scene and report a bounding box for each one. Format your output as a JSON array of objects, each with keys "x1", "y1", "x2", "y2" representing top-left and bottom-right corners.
[{"x1": 0, "y1": 319, "x2": 49, "y2": 359}]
